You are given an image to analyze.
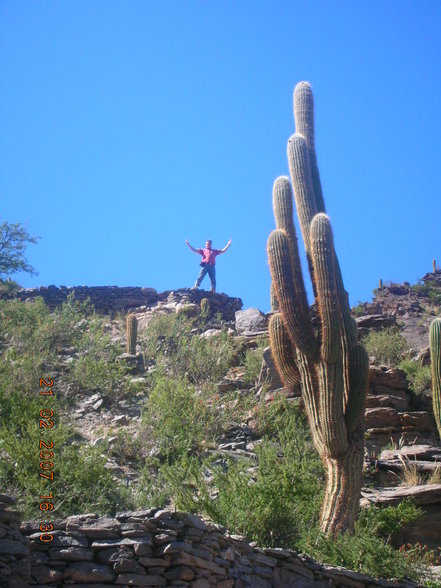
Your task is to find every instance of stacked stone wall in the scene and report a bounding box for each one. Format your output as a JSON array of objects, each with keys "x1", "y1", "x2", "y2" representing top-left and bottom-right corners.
[
  {"x1": 11, "y1": 508, "x2": 418, "y2": 588},
  {"x1": 0, "y1": 495, "x2": 31, "y2": 588}
]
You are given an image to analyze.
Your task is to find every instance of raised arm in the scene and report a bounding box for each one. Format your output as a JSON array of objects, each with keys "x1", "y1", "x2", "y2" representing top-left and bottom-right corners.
[
  {"x1": 219, "y1": 239, "x2": 232, "y2": 254},
  {"x1": 185, "y1": 239, "x2": 200, "y2": 254}
]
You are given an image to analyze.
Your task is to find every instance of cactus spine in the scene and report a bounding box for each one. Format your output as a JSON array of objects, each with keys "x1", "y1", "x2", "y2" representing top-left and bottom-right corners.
[
  {"x1": 126, "y1": 314, "x2": 138, "y2": 355},
  {"x1": 429, "y1": 318, "x2": 441, "y2": 439},
  {"x1": 267, "y1": 82, "x2": 369, "y2": 535}
]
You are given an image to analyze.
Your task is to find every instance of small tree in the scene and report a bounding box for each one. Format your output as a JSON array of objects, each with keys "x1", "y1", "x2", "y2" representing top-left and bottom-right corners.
[{"x1": 0, "y1": 222, "x2": 39, "y2": 281}]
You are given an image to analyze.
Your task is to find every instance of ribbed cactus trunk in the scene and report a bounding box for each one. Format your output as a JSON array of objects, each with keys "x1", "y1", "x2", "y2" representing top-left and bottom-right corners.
[
  {"x1": 267, "y1": 82, "x2": 369, "y2": 535},
  {"x1": 126, "y1": 314, "x2": 138, "y2": 355},
  {"x1": 429, "y1": 318, "x2": 441, "y2": 439}
]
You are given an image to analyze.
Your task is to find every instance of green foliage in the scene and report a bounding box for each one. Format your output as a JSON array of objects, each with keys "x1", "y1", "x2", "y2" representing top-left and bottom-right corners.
[
  {"x1": 351, "y1": 302, "x2": 367, "y2": 317},
  {"x1": 0, "y1": 278, "x2": 21, "y2": 294},
  {"x1": 0, "y1": 296, "x2": 91, "y2": 394},
  {"x1": 361, "y1": 327, "x2": 409, "y2": 366},
  {"x1": 0, "y1": 389, "x2": 133, "y2": 518},
  {"x1": 398, "y1": 359, "x2": 432, "y2": 395},
  {"x1": 71, "y1": 316, "x2": 128, "y2": 396},
  {"x1": 411, "y1": 280, "x2": 441, "y2": 306},
  {"x1": 141, "y1": 313, "x2": 236, "y2": 387},
  {"x1": 242, "y1": 339, "x2": 267, "y2": 385},
  {"x1": 162, "y1": 397, "x2": 324, "y2": 547},
  {"x1": 0, "y1": 221, "x2": 39, "y2": 280},
  {"x1": 300, "y1": 501, "x2": 424, "y2": 581},
  {"x1": 142, "y1": 376, "x2": 223, "y2": 463}
]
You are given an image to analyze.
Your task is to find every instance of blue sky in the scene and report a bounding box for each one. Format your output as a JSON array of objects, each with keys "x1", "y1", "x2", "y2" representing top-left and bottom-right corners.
[{"x1": 1, "y1": 1, "x2": 440, "y2": 313}]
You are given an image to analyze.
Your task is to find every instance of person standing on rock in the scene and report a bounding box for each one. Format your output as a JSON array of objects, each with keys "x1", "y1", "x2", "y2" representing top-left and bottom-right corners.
[{"x1": 185, "y1": 238, "x2": 232, "y2": 293}]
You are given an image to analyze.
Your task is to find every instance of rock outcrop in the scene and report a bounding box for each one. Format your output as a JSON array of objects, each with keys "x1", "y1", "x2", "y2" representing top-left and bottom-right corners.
[{"x1": 0, "y1": 286, "x2": 242, "y2": 322}]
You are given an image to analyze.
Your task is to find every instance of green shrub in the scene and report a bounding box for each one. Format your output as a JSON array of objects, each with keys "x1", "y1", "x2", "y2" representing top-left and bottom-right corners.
[
  {"x1": 361, "y1": 327, "x2": 409, "y2": 366},
  {"x1": 69, "y1": 314, "x2": 131, "y2": 398},
  {"x1": 411, "y1": 280, "x2": 441, "y2": 306},
  {"x1": 351, "y1": 302, "x2": 367, "y2": 317},
  {"x1": 0, "y1": 389, "x2": 133, "y2": 518},
  {"x1": 141, "y1": 376, "x2": 223, "y2": 463},
  {"x1": 0, "y1": 295, "x2": 93, "y2": 395},
  {"x1": 242, "y1": 339, "x2": 268, "y2": 385},
  {"x1": 141, "y1": 313, "x2": 236, "y2": 387},
  {"x1": 398, "y1": 359, "x2": 432, "y2": 395},
  {"x1": 162, "y1": 397, "x2": 324, "y2": 547},
  {"x1": 301, "y1": 501, "x2": 425, "y2": 581}
]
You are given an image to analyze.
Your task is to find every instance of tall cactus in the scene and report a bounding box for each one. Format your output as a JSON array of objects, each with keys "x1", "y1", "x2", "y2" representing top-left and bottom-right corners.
[
  {"x1": 126, "y1": 313, "x2": 138, "y2": 355},
  {"x1": 267, "y1": 82, "x2": 369, "y2": 535},
  {"x1": 429, "y1": 318, "x2": 441, "y2": 439}
]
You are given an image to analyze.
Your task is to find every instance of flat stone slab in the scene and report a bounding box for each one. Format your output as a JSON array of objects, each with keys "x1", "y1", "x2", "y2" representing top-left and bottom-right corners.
[
  {"x1": 361, "y1": 484, "x2": 441, "y2": 506},
  {"x1": 379, "y1": 444, "x2": 441, "y2": 462}
]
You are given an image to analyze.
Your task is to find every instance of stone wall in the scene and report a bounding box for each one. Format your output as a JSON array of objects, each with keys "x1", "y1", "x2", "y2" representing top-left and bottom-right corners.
[
  {"x1": 0, "y1": 495, "x2": 31, "y2": 588},
  {"x1": 13, "y1": 508, "x2": 418, "y2": 588},
  {"x1": 0, "y1": 287, "x2": 242, "y2": 322}
]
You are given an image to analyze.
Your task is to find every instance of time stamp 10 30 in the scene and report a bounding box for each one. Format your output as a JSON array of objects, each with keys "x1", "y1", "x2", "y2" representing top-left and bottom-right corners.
[{"x1": 38, "y1": 378, "x2": 56, "y2": 543}]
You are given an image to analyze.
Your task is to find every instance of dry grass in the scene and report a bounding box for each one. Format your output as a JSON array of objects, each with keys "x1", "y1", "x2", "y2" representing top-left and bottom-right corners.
[
  {"x1": 427, "y1": 466, "x2": 441, "y2": 485},
  {"x1": 397, "y1": 456, "x2": 425, "y2": 487}
]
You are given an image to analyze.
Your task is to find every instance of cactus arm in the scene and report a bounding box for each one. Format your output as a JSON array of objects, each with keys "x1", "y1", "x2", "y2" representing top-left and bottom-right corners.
[
  {"x1": 430, "y1": 318, "x2": 441, "y2": 438},
  {"x1": 268, "y1": 313, "x2": 301, "y2": 391},
  {"x1": 272, "y1": 175, "x2": 310, "y2": 311},
  {"x1": 345, "y1": 343, "x2": 369, "y2": 433},
  {"x1": 273, "y1": 176, "x2": 296, "y2": 237},
  {"x1": 287, "y1": 134, "x2": 318, "y2": 258},
  {"x1": 267, "y1": 229, "x2": 318, "y2": 357},
  {"x1": 310, "y1": 213, "x2": 341, "y2": 364},
  {"x1": 293, "y1": 81, "x2": 326, "y2": 214}
]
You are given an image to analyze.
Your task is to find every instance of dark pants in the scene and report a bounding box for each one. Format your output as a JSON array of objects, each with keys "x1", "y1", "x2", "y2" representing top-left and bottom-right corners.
[{"x1": 195, "y1": 264, "x2": 216, "y2": 291}]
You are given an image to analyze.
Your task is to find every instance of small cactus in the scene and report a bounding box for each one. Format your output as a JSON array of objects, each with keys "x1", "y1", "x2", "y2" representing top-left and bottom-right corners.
[
  {"x1": 433, "y1": 259, "x2": 437, "y2": 273},
  {"x1": 429, "y1": 318, "x2": 441, "y2": 439},
  {"x1": 126, "y1": 314, "x2": 138, "y2": 355},
  {"x1": 200, "y1": 297, "x2": 210, "y2": 318},
  {"x1": 379, "y1": 278, "x2": 383, "y2": 290}
]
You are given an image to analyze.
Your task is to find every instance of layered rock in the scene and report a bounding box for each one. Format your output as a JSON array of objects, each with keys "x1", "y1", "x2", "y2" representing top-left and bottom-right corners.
[{"x1": 364, "y1": 366, "x2": 437, "y2": 450}]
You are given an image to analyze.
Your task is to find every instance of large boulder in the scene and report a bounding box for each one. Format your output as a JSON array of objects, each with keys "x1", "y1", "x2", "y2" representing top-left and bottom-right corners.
[{"x1": 235, "y1": 308, "x2": 268, "y2": 336}]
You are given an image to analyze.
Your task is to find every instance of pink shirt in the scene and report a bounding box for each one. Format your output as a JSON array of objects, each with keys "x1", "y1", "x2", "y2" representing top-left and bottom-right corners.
[{"x1": 197, "y1": 248, "x2": 221, "y2": 265}]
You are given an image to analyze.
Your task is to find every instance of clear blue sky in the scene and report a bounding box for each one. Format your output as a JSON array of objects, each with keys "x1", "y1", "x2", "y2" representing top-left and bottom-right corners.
[{"x1": 1, "y1": 1, "x2": 440, "y2": 312}]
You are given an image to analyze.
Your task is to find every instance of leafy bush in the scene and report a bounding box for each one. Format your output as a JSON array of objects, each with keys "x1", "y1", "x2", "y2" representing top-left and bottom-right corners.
[
  {"x1": 0, "y1": 389, "x2": 133, "y2": 518},
  {"x1": 242, "y1": 339, "x2": 267, "y2": 385},
  {"x1": 351, "y1": 302, "x2": 367, "y2": 317},
  {"x1": 141, "y1": 376, "x2": 223, "y2": 463},
  {"x1": 300, "y1": 501, "x2": 424, "y2": 581},
  {"x1": 398, "y1": 358, "x2": 432, "y2": 395},
  {"x1": 411, "y1": 280, "x2": 441, "y2": 306},
  {"x1": 141, "y1": 313, "x2": 236, "y2": 387},
  {"x1": 361, "y1": 327, "x2": 409, "y2": 366},
  {"x1": 0, "y1": 296, "x2": 93, "y2": 394},
  {"x1": 162, "y1": 397, "x2": 324, "y2": 547}
]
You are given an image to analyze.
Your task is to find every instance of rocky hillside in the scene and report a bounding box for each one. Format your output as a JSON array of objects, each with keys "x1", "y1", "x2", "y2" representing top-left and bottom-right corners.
[{"x1": 1, "y1": 276, "x2": 441, "y2": 586}]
